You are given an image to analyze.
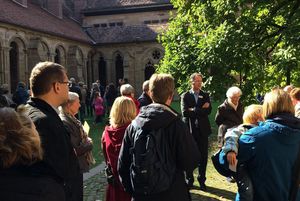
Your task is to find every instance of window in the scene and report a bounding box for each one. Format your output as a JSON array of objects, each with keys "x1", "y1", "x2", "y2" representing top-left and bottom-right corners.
[
  {"x1": 93, "y1": 24, "x2": 100, "y2": 28},
  {"x1": 151, "y1": 20, "x2": 159, "y2": 24},
  {"x1": 101, "y1": 23, "x2": 107, "y2": 27},
  {"x1": 109, "y1": 22, "x2": 116, "y2": 27},
  {"x1": 116, "y1": 22, "x2": 123, "y2": 27},
  {"x1": 152, "y1": 50, "x2": 161, "y2": 60},
  {"x1": 144, "y1": 20, "x2": 151, "y2": 24}
]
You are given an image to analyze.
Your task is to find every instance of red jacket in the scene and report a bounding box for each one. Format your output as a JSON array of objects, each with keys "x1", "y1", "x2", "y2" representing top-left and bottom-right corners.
[{"x1": 102, "y1": 124, "x2": 131, "y2": 201}]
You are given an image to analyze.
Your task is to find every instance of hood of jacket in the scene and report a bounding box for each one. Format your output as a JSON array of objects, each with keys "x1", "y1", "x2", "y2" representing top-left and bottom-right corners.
[
  {"x1": 134, "y1": 103, "x2": 179, "y2": 130},
  {"x1": 104, "y1": 124, "x2": 129, "y2": 147},
  {"x1": 264, "y1": 112, "x2": 300, "y2": 145}
]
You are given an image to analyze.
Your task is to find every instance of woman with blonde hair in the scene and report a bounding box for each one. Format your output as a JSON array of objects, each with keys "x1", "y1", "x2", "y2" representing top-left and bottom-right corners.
[
  {"x1": 237, "y1": 89, "x2": 300, "y2": 201},
  {"x1": 102, "y1": 96, "x2": 137, "y2": 201},
  {"x1": 0, "y1": 106, "x2": 64, "y2": 200}
]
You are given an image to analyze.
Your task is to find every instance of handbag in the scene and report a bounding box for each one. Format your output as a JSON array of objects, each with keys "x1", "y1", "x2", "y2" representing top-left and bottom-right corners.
[
  {"x1": 105, "y1": 163, "x2": 116, "y2": 186},
  {"x1": 211, "y1": 149, "x2": 234, "y2": 177}
]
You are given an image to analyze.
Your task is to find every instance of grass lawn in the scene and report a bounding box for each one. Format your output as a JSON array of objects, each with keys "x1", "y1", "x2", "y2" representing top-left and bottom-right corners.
[{"x1": 85, "y1": 100, "x2": 237, "y2": 200}]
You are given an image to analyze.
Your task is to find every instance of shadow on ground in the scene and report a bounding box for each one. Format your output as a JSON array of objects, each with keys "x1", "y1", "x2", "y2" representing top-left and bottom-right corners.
[{"x1": 190, "y1": 185, "x2": 236, "y2": 201}]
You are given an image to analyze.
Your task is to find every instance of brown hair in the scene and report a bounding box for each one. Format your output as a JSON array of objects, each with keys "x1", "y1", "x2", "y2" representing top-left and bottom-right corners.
[
  {"x1": 149, "y1": 73, "x2": 174, "y2": 104},
  {"x1": 0, "y1": 107, "x2": 43, "y2": 168},
  {"x1": 30, "y1": 61, "x2": 65, "y2": 96},
  {"x1": 109, "y1": 96, "x2": 136, "y2": 127},
  {"x1": 263, "y1": 89, "x2": 294, "y2": 119},
  {"x1": 290, "y1": 88, "x2": 300, "y2": 101}
]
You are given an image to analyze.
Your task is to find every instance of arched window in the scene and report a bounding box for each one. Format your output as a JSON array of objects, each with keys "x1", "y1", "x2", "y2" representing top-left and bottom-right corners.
[
  {"x1": 98, "y1": 56, "x2": 107, "y2": 87},
  {"x1": 144, "y1": 61, "x2": 155, "y2": 80},
  {"x1": 55, "y1": 48, "x2": 61, "y2": 64},
  {"x1": 9, "y1": 42, "x2": 19, "y2": 92},
  {"x1": 115, "y1": 54, "x2": 124, "y2": 84}
]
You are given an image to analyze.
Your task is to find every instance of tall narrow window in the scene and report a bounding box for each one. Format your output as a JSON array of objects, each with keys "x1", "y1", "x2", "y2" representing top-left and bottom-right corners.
[
  {"x1": 9, "y1": 42, "x2": 19, "y2": 92},
  {"x1": 98, "y1": 57, "x2": 107, "y2": 87},
  {"x1": 144, "y1": 61, "x2": 155, "y2": 80},
  {"x1": 115, "y1": 54, "x2": 124, "y2": 85}
]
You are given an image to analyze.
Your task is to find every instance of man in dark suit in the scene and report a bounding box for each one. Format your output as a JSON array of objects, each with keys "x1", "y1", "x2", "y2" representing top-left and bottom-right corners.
[
  {"x1": 26, "y1": 62, "x2": 80, "y2": 201},
  {"x1": 181, "y1": 72, "x2": 212, "y2": 191}
]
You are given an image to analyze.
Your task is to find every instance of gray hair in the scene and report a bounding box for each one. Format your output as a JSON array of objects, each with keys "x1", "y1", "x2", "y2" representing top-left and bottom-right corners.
[
  {"x1": 190, "y1": 72, "x2": 203, "y2": 81},
  {"x1": 142, "y1": 80, "x2": 150, "y2": 92},
  {"x1": 60, "y1": 92, "x2": 79, "y2": 109},
  {"x1": 120, "y1": 84, "x2": 134, "y2": 96},
  {"x1": 226, "y1": 86, "x2": 242, "y2": 98}
]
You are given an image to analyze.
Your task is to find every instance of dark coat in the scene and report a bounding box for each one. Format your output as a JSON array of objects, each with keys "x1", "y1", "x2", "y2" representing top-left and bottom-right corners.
[
  {"x1": 102, "y1": 124, "x2": 131, "y2": 201},
  {"x1": 0, "y1": 165, "x2": 65, "y2": 201},
  {"x1": 25, "y1": 98, "x2": 80, "y2": 201},
  {"x1": 60, "y1": 112, "x2": 92, "y2": 173},
  {"x1": 181, "y1": 90, "x2": 212, "y2": 135},
  {"x1": 137, "y1": 92, "x2": 152, "y2": 108},
  {"x1": 118, "y1": 103, "x2": 201, "y2": 201},
  {"x1": 215, "y1": 99, "x2": 243, "y2": 139}
]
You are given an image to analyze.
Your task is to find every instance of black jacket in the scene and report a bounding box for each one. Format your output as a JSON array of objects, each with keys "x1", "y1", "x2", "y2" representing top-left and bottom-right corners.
[
  {"x1": 181, "y1": 90, "x2": 212, "y2": 135},
  {"x1": 118, "y1": 103, "x2": 200, "y2": 201},
  {"x1": 25, "y1": 98, "x2": 80, "y2": 200},
  {"x1": 215, "y1": 99, "x2": 243, "y2": 137},
  {"x1": 137, "y1": 92, "x2": 152, "y2": 108}
]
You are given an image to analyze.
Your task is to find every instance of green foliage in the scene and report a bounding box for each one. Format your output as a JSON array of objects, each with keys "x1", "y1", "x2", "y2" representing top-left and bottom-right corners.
[{"x1": 158, "y1": 0, "x2": 300, "y2": 104}]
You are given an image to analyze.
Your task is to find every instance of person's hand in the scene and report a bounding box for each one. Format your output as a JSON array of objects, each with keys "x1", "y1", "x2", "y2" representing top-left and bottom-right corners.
[
  {"x1": 227, "y1": 151, "x2": 237, "y2": 166},
  {"x1": 87, "y1": 137, "x2": 93, "y2": 144},
  {"x1": 202, "y1": 102, "x2": 210, "y2": 108}
]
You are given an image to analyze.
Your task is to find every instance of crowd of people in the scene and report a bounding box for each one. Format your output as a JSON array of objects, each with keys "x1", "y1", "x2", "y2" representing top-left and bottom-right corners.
[{"x1": 1, "y1": 61, "x2": 300, "y2": 201}]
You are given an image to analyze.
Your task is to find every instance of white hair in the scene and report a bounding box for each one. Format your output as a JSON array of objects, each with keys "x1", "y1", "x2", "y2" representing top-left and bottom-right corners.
[
  {"x1": 142, "y1": 80, "x2": 150, "y2": 92},
  {"x1": 226, "y1": 86, "x2": 242, "y2": 98},
  {"x1": 68, "y1": 92, "x2": 79, "y2": 102},
  {"x1": 120, "y1": 84, "x2": 134, "y2": 96}
]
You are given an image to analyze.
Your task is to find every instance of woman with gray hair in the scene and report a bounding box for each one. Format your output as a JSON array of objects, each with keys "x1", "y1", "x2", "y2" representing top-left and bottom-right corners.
[
  {"x1": 59, "y1": 92, "x2": 95, "y2": 201},
  {"x1": 120, "y1": 83, "x2": 140, "y2": 114},
  {"x1": 215, "y1": 86, "x2": 244, "y2": 148}
]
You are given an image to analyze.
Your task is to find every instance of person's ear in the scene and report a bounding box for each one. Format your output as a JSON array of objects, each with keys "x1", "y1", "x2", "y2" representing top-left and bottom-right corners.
[{"x1": 53, "y1": 82, "x2": 60, "y2": 94}]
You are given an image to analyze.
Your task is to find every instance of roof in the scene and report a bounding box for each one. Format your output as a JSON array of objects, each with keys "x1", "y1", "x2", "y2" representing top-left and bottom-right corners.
[
  {"x1": 0, "y1": 1, "x2": 91, "y2": 44},
  {"x1": 83, "y1": 3, "x2": 173, "y2": 16},
  {"x1": 87, "y1": 0, "x2": 171, "y2": 9},
  {"x1": 85, "y1": 24, "x2": 167, "y2": 44}
]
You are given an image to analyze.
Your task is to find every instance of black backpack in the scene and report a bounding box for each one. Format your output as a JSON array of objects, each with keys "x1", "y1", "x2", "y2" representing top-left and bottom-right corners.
[{"x1": 129, "y1": 119, "x2": 176, "y2": 195}]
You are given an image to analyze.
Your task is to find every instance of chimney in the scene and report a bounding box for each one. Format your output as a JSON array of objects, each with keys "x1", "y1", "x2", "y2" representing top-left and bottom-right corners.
[{"x1": 47, "y1": 0, "x2": 63, "y2": 19}]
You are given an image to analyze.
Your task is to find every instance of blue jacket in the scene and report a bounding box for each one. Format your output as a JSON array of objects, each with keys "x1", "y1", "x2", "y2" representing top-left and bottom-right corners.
[{"x1": 238, "y1": 113, "x2": 300, "y2": 201}]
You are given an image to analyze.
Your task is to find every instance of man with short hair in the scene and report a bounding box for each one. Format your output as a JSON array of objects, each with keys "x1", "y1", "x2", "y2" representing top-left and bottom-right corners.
[
  {"x1": 137, "y1": 80, "x2": 152, "y2": 108},
  {"x1": 118, "y1": 73, "x2": 200, "y2": 201},
  {"x1": 25, "y1": 61, "x2": 80, "y2": 201},
  {"x1": 181, "y1": 72, "x2": 212, "y2": 190}
]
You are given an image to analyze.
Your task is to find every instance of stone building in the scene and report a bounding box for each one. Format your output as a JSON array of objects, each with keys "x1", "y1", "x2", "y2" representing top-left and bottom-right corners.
[{"x1": 0, "y1": 0, "x2": 173, "y2": 95}]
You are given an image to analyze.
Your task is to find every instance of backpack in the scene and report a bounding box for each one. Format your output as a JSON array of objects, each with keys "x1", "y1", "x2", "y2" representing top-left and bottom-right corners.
[
  {"x1": 0, "y1": 94, "x2": 8, "y2": 107},
  {"x1": 129, "y1": 119, "x2": 176, "y2": 195}
]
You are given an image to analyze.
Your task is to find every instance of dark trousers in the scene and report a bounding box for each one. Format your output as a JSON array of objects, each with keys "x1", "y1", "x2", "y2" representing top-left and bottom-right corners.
[
  {"x1": 79, "y1": 104, "x2": 86, "y2": 123},
  {"x1": 235, "y1": 163, "x2": 253, "y2": 201},
  {"x1": 186, "y1": 129, "x2": 208, "y2": 184}
]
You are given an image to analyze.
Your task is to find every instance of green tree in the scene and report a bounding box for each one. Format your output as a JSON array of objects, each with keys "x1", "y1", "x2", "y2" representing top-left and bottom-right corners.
[{"x1": 158, "y1": 0, "x2": 300, "y2": 103}]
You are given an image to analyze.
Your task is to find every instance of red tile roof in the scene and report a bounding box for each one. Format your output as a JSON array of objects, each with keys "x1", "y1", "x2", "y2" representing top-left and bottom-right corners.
[{"x1": 0, "y1": 0, "x2": 91, "y2": 44}]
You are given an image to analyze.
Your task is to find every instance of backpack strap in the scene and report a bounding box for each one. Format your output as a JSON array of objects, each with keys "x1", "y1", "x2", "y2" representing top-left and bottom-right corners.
[{"x1": 289, "y1": 143, "x2": 300, "y2": 201}]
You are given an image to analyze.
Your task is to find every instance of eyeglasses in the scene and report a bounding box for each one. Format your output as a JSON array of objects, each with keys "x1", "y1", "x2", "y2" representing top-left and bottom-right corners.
[{"x1": 58, "y1": 81, "x2": 71, "y2": 87}]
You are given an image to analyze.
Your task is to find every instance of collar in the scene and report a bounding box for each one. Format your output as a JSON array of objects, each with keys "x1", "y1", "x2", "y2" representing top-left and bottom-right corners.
[
  {"x1": 190, "y1": 89, "x2": 200, "y2": 94},
  {"x1": 227, "y1": 98, "x2": 238, "y2": 111}
]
